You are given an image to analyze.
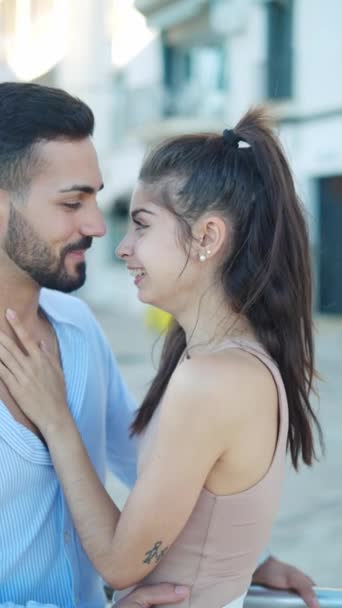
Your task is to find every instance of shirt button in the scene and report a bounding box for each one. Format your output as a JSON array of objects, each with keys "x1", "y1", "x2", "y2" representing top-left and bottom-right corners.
[{"x1": 64, "y1": 531, "x2": 71, "y2": 543}]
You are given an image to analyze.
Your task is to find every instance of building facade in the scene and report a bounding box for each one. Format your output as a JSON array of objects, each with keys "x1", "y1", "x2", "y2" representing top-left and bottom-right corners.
[
  {"x1": 131, "y1": 0, "x2": 342, "y2": 313},
  {"x1": 1, "y1": 0, "x2": 341, "y2": 312}
]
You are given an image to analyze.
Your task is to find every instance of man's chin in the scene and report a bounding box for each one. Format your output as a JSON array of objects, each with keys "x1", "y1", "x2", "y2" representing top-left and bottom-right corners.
[
  {"x1": 58, "y1": 273, "x2": 86, "y2": 293},
  {"x1": 58, "y1": 279, "x2": 86, "y2": 293},
  {"x1": 57, "y1": 261, "x2": 86, "y2": 291},
  {"x1": 41, "y1": 268, "x2": 87, "y2": 293}
]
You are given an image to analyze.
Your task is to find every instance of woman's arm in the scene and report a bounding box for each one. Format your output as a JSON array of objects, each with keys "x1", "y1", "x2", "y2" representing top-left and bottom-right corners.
[
  {"x1": 42, "y1": 360, "x2": 227, "y2": 588},
  {"x1": 0, "y1": 313, "x2": 243, "y2": 589}
]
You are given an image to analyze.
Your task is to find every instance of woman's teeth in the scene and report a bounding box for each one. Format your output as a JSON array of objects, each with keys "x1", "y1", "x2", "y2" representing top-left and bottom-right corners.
[{"x1": 129, "y1": 269, "x2": 145, "y2": 279}]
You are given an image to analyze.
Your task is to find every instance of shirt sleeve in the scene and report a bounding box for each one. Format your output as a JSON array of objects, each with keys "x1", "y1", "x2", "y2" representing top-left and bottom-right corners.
[
  {"x1": 105, "y1": 347, "x2": 138, "y2": 489},
  {"x1": 0, "y1": 603, "x2": 61, "y2": 608}
]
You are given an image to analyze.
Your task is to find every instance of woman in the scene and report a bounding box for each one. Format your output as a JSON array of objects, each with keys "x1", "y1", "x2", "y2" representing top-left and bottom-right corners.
[{"x1": 0, "y1": 108, "x2": 321, "y2": 608}]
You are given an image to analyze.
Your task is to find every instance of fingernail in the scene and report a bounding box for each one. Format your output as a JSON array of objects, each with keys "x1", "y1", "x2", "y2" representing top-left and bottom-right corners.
[
  {"x1": 6, "y1": 308, "x2": 16, "y2": 320},
  {"x1": 175, "y1": 586, "x2": 189, "y2": 596}
]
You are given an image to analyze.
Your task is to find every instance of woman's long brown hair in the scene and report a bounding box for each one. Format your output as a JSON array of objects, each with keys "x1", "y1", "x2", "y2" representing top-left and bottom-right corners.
[{"x1": 131, "y1": 107, "x2": 322, "y2": 469}]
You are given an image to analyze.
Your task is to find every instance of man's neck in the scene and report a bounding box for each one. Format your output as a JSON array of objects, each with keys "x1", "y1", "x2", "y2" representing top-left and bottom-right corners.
[{"x1": 0, "y1": 268, "x2": 41, "y2": 335}]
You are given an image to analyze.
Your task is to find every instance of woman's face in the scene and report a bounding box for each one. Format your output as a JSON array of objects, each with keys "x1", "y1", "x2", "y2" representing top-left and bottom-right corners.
[{"x1": 116, "y1": 182, "x2": 202, "y2": 314}]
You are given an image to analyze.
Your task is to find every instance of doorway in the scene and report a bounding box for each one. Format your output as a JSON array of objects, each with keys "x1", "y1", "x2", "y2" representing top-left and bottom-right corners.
[{"x1": 318, "y1": 176, "x2": 342, "y2": 313}]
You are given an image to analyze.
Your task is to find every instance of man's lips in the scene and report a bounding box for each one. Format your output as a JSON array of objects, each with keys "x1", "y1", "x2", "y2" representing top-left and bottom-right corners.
[{"x1": 67, "y1": 249, "x2": 86, "y2": 260}]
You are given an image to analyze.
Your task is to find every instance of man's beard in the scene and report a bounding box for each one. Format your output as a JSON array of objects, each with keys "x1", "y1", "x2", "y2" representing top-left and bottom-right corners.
[{"x1": 3, "y1": 204, "x2": 92, "y2": 293}]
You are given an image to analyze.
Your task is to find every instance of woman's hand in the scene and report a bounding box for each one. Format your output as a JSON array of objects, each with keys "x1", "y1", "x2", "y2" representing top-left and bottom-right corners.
[
  {"x1": 252, "y1": 556, "x2": 319, "y2": 608},
  {"x1": 0, "y1": 312, "x2": 122, "y2": 578},
  {"x1": 0, "y1": 308, "x2": 70, "y2": 435}
]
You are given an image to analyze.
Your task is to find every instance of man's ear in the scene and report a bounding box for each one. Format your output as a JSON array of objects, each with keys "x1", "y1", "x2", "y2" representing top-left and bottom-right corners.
[{"x1": 0, "y1": 189, "x2": 10, "y2": 234}]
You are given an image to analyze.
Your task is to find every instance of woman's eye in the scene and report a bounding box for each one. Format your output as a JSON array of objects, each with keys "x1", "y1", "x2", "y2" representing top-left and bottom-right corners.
[{"x1": 134, "y1": 221, "x2": 148, "y2": 231}]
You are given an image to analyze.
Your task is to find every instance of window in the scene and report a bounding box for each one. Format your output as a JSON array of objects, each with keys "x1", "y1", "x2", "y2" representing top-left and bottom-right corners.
[
  {"x1": 162, "y1": 39, "x2": 227, "y2": 117},
  {"x1": 266, "y1": 0, "x2": 293, "y2": 99},
  {"x1": 163, "y1": 43, "x2": 191, "y2": 93},
  {"x1": 30, "y1": 0, "x2": 54, "y2": 21},
  {"x1": 0, "y1": 0, "x2": 17, "y2": 36}
]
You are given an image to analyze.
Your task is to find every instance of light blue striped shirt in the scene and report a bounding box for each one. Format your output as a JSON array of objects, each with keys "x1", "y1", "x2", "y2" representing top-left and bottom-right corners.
[{"x1": 0, "y1": 289, "x2": 137, "y2": 608}]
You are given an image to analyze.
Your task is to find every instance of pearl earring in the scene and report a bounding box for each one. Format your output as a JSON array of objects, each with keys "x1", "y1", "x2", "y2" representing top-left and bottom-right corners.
[{"x1": 199, "y1": 253, "x2": 207, "y2": 262}]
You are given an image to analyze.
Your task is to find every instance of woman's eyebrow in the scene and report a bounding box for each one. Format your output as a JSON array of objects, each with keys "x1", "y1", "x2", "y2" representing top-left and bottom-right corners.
[{"x1": 131, "y1": 208, "x2": 156, "y2": 220}]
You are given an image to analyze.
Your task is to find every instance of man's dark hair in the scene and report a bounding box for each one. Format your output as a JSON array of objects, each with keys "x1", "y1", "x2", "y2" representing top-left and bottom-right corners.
[{"x1": 0, "y1": 82, "x2": 94, "y2": 193}]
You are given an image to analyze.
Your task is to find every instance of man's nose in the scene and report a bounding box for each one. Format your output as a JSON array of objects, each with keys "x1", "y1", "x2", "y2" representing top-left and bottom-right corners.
[{"x1": 80, "y1": 206, "x2": 107, "y2": 238}]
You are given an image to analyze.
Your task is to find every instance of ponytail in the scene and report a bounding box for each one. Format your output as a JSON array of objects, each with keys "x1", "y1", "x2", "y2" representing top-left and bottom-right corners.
[{"x1": 228, "y1": 109, "x2": 322, "y2": 467}]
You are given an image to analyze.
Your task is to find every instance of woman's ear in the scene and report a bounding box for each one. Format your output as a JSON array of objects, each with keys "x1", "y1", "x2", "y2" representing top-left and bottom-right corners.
[{"x1": 193, "y1": 214, "x2": 230, "y2": 261}]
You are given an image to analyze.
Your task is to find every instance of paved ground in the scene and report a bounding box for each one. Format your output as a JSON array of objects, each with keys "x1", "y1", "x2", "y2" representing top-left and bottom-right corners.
[{"x1": 91, "y1": 298, "x2": 342, "y2": 588}]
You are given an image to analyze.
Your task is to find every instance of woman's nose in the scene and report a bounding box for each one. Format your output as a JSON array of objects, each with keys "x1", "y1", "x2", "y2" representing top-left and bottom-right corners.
[{"x1": 115, "y1": 233, "x2": 131, "y2": 260}]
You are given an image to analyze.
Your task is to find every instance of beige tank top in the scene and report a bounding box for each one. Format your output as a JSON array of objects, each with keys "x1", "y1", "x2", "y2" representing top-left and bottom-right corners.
[{"x1": 115, "y1": 340, "x2": 289, "y2": 608}]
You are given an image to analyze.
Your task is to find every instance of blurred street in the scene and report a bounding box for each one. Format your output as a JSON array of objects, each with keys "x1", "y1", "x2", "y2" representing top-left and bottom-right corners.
[{"x1": 90, "y1": 292, "x2": 342, "y2": 589}]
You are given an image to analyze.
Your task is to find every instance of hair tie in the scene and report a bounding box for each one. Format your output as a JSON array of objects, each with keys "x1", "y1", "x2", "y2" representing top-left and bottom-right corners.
[{"x1": 222, "y1": 128, "x2": 240, "y2": 149}]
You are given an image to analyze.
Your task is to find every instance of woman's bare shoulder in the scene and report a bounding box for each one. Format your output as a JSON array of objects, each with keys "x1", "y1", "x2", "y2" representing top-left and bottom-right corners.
[{"x1": 165, "y1": 346, "x2": 277, "y2": 424}]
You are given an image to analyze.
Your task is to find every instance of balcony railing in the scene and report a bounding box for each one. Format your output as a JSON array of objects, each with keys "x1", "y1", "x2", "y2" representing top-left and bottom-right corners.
[
  {"x1": 116, "y1": 83, "x2": 225, "y2": 137},
  {"x1": 245, "y1": 585, "x2": 342, "y2": 607}
]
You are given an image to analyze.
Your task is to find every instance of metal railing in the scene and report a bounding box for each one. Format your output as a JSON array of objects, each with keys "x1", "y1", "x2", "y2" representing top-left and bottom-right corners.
[
  {"x1": 118, "y1": 83, "x2": 226, "y2": 133},
  {"x1": 245, "y1": 585, "x2": 342, "y2": 607}
]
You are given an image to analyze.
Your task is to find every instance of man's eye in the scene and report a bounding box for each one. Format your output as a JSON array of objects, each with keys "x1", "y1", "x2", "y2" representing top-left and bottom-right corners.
[{"x1": 63, "y1": 203, "x2": 81, "y2": 210}]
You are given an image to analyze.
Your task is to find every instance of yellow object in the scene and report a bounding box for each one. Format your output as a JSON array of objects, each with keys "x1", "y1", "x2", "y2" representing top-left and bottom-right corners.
[{"x1": 144, "y1": 306, "x2": 172, "y2": 332}]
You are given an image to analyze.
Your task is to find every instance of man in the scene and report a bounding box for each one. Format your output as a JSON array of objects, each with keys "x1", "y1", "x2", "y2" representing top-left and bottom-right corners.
[{"x1": 0, "y1": 82, "x2": 318, "y2": 608}]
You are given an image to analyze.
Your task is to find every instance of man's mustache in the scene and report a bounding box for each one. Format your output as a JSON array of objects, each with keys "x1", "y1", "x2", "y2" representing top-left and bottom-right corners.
[{"x1": 62, "y1": 237, "x2": 93, "y2": 257}]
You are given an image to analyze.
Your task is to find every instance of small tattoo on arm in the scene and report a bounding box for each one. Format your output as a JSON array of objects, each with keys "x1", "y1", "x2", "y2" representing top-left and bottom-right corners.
[{"x1": 143, "y1": 540, "x2": 169, "y2": 565}]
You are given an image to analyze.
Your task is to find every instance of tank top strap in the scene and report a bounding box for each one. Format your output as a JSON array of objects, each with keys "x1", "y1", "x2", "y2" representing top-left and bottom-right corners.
[
  {"x1": 210, "y1": 337, "x2": 271, "y2": 359},
  {"x1": 210, "y1": 337, "x2": 279, "y2": 378}
]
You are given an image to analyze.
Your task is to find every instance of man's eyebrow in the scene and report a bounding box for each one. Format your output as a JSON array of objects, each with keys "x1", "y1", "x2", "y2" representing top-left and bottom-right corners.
[
  {"x1": 131, "y1": 208, "x2": 156, "y2": 219},
  {"x1": 58, "y1": 183, "x2": 104, "y2": 195}
]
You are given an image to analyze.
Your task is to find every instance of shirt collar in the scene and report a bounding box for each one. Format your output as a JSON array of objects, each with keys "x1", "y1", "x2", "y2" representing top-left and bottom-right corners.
[{"x1": 39, "y1": 288, "x2": 85, "y2": 329}]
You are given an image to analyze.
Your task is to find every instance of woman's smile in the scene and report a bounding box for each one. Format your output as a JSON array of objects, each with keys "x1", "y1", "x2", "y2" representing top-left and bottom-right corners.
[{"x1": 128, "y1": 267, "x2": 146, "y2": 286}]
